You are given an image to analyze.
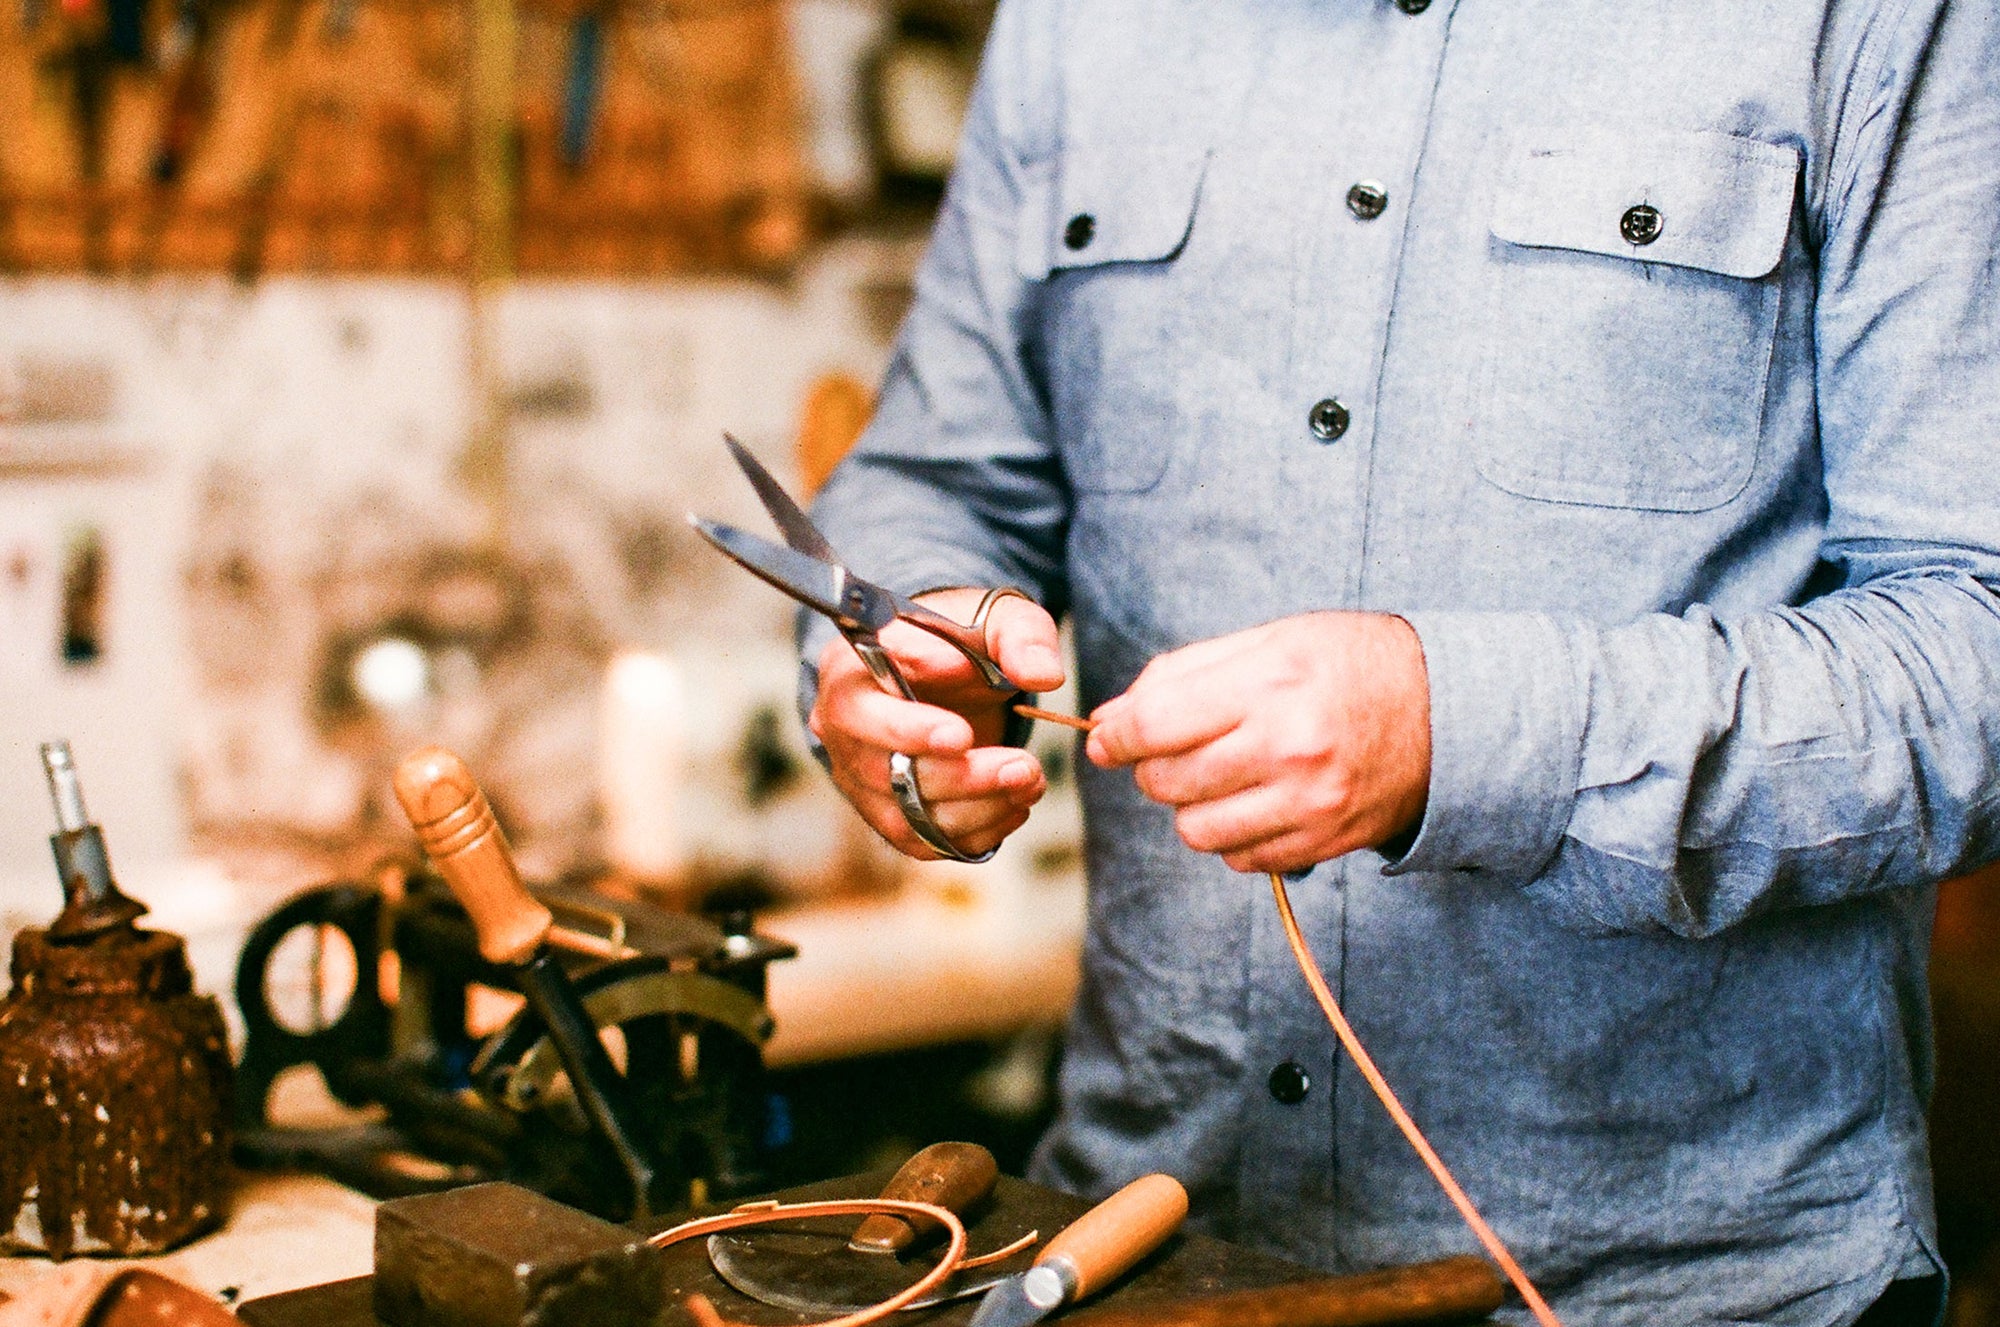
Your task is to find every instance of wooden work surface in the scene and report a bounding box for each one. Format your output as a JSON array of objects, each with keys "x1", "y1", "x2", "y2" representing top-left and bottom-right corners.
[
  {"x1": 0, "y1": 1170, "x2": 376, "y2": 1311},
  {"x1": 238, "y1": 1170, "x2": 1497, "y2": 1326}
]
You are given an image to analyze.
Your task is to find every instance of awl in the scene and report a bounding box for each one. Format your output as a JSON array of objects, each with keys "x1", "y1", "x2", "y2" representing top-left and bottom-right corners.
[{"x1": 967, "y1": 1173, "x2": 1188, "y2": 1327}]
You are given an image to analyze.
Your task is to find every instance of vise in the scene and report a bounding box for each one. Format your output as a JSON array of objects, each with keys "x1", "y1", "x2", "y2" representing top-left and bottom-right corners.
[{"x1": 232, "y1": 858, "x2": 794, "y2": 1222}]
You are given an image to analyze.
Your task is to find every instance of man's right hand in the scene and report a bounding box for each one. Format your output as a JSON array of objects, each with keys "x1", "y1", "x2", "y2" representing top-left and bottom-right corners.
[{"x1": 809, "y1": 588, "x2": 1066, "y2": 860}]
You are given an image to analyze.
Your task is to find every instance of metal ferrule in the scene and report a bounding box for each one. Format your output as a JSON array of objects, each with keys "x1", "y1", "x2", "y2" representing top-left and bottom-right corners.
[
  {"x1": 1024, "y1": 1260, "x2": 1076, "y2": 1310},
  {"x1": 50, "y1": 826, "x2": 115, "y2": 903}
]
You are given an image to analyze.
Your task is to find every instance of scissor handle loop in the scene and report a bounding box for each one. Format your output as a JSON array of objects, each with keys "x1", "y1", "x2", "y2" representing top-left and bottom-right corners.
[
  {"x1": 851, "y1": 637, "x2": 918, "y2": 701},
  {"x1": 891, "y1": 751, "x2": 997, "y2": 864},
  {"x1": 868, "y1": 587, "x2": 1039, "y2": 864},
  {"x1": 891, "y1": 586, "x2": 1034, "y2": 693}
]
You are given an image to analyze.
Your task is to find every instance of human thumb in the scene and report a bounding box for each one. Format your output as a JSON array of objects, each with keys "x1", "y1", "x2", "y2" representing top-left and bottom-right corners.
[{"x1": 985, "y1": 595, "x2": 1065, "y2": 691}]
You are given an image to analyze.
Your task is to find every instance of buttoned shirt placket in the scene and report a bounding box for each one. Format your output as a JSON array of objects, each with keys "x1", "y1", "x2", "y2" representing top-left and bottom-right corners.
[{"x1": 1232, "y1": 0, "x2": 1463, "y2": 1266}]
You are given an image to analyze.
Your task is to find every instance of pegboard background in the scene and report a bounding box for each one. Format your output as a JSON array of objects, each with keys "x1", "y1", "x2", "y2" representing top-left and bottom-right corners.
[{"x1": 0, "y1": 0, "x2": 811, "y2": 275}]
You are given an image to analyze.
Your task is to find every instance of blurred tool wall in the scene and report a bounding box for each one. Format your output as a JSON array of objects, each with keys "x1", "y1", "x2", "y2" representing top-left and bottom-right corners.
[
  {"x1": 0, "y1": 0, "x2": 988, "y2": 275},
  {"x1": 0, "y1": 0, "x2": 1032, "y2": 914}
]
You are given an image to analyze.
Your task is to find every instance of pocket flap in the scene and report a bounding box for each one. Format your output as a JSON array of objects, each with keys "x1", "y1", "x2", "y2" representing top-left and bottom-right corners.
[
  {"x1": 1492, "y1": 129, "x2": 1799, "y2": 279},
  {"x1": 1017, "y1": 140, "x2": 1209, "y2": 280}
]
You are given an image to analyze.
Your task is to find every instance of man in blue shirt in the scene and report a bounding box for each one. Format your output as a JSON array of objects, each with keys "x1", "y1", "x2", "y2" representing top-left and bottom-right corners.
[{"x1": 799, "y1": 1, "x2": 2000, "y2": 1321}]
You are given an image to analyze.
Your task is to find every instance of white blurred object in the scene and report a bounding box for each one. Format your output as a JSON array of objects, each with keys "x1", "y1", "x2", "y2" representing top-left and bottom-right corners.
[
  {"x1": 876, "y1": 36, "x2": 975, "y2": 178},
  {"x1": 0, "y1": 453, "x2": 191, "y2": 893},
  {"x1": 598, "y1": 649, "x2": 687, "y2": 882},
  {"x1": 786, "y1": 0, "x2": 891, "y2": 205},
  {"x1": 350, "y1": 636, "x2": 430, "y2": 713}
]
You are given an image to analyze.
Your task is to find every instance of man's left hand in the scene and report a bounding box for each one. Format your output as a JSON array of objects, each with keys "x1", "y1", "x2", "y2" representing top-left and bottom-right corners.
[{"x1": 1085, "y1": 612, "x2": 1432, "y2": 875}]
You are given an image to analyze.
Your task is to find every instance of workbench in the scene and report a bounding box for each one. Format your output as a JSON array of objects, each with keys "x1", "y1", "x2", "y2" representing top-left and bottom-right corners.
[
  {"x1": 0, "y1": 857, "x2": 1087, "y2": 1316},
  {"x1": 228, "y1": 1171, "x2": 1503, "y2": 1327}
]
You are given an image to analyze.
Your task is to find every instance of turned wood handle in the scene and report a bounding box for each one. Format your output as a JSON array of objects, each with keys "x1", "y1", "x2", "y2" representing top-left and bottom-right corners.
[
  {"x1": 849, "y1": 1141, "x2": 1000, "y2": 1254},
  {"x1": 393, "y1": 746, "x2": 552, "y2": 966},
  {"x1": 1040, "y1": 1173, "x2": 1188, "y2": 1302},
  {"x1": 1060, "y1": 1256, "x2": 1507, "y2": 1327}
]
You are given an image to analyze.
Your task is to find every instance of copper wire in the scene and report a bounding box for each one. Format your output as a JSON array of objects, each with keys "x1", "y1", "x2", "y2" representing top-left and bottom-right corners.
[
  {"x1": 1016, "y1": 702, "x2": 1561, "y2": 1323},
  {"x1": 1267, "y1": 872, "x2": 1564, "y2": 1327},
  {"x1": 649, "y1": 1198, "x2": 971, "y2": 1327}
]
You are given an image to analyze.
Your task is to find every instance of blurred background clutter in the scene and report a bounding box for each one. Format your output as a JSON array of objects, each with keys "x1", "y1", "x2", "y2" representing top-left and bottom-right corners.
[
  {"x1": 0, "y1": 0, "x2": 1087, "y2": 1208},
  {"x1": 0, "y1": 1, "x2": 1997, "y2": 1320}
]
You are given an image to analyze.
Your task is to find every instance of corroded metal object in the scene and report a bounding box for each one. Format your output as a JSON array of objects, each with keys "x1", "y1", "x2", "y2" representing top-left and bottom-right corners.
[{"x1": 0, "y1": 742, "x2": 232, "y2": 1259}]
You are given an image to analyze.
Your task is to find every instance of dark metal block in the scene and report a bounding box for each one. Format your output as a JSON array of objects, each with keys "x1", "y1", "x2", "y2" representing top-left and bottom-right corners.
[{"x1": 372, "y1": 1183, "x2": 663, "y2": 1327}]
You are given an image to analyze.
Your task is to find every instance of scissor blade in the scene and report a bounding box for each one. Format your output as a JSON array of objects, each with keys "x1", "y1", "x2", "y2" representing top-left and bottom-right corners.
[
  {"x1": 725, "y1": 433, "x2": 839, "y2": 562},
  {"x1": 690, "y1": 516, "x2": 848, "y2": 618},
  {"x1": 690, "y1": 517, "x2": 900, "y2": 635}
]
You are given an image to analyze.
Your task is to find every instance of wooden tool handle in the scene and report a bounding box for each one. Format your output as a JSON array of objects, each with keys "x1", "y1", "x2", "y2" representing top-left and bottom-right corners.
[
  {"x1": 393, "y1": 746, "x2": 552, "y2": 966},
  {"x1": 1060, "y1": 1256, "x2": 1507, "y2": 1327},
  {"x1": 1039, "y1": 1173, "x2": 1188, "y2": 1302},
  {"x1": 850, "y1": 1141, "x2": 1000, "y2": 1254}
]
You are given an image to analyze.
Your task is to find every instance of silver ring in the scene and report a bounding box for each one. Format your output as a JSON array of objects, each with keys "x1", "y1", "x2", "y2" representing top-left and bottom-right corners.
[{"x1": 888, "y1": 751, "x2": 996, "y2": 864}]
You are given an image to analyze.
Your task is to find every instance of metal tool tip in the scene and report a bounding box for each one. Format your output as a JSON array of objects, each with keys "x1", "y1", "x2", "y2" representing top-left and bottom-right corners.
[{"x1": 40, "y1": 740, "x2": 90, "y2": 832}]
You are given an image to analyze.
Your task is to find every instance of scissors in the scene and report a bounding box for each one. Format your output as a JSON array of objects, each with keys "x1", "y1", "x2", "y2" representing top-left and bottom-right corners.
[{"x1": 688, "y1": 435, "x2": 1033, "y2": 862}]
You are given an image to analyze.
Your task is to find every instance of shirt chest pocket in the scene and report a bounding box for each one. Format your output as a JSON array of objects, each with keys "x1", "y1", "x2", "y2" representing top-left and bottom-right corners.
[
  {"x1": 1471, "y1": 129, "x2": 1800, "y2": 512},
  {"x1": 1019, "y1": 140, "x2": 1211, "y2": 496}
]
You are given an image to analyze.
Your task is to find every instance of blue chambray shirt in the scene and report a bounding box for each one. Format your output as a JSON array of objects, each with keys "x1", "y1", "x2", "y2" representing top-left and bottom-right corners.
[{"x1": 800, "y1": 1, "x2": 2000, "y2": 1322}]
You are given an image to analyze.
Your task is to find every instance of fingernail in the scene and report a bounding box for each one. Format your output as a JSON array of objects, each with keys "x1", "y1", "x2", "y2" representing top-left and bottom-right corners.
[{"x1": 1000, "y1": 754, "x2": 1039, "y2": 787}]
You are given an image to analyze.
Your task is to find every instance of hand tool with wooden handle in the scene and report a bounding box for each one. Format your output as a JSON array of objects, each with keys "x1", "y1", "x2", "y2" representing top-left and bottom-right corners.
[
  {"x1": 392, "y1": 746, "x2": 666, "y2": 1219},
  {"x1": 849, "y1": 1139, "x2": 999, "y2": 1253},
  {"x1": 966, "y1": 1173, "x2": 1189, "y2": 1327},
  {"x1": 707, "y1": 1141, "x2": 1001, "y2": 1313},
  {"x1": 1060, "y1": 1255, "x2": 1505, "y2": 1327}
]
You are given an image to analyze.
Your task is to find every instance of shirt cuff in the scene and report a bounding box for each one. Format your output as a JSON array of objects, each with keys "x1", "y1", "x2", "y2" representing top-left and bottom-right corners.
[{"x1": 1383, "y1": 611, "x2": 1588, "y2": 884}]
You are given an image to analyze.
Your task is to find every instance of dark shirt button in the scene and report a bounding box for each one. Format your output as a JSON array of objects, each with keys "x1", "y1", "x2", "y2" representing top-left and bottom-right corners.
[
  {"x1": 1269, "y1": 1061, "x2": 1311, "y2": 1104},
  {"x1": 1308, "y1": 398, "x2": 1350, "y2": 442},
  {"x1": 1063, "y1": 213, "x2": 1096, "y2": 251},
  {"x1": 1346, "y1": 181, "x2": 1389, "y2": 221},
  {"x1": 1396, "y1": 0, "x2": 1431, "y2": 13},
  {"x1": 1620, "y1": 204, "x2": 1663, "y2": 246}
]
